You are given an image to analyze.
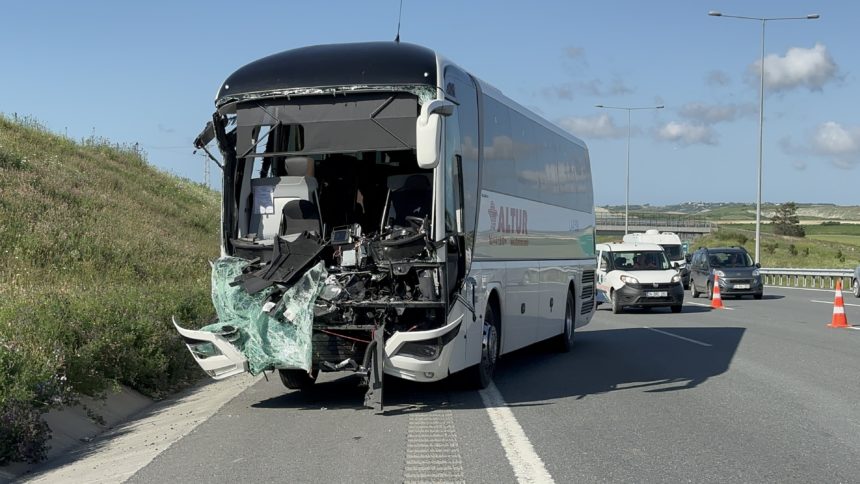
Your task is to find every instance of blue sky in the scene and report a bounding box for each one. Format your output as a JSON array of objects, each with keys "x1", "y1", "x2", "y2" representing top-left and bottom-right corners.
[{"x1": 1, "y1": 1, "x2": 857, "y2": 206}]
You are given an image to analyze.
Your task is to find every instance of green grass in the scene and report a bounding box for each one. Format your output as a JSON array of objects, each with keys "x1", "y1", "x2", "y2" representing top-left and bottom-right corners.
[
  {"x1": 692, "y1": 228, "x2": 860, "y2": 269},
  {"x1": 807, "y1": 235, "x2": 860, "y2": 246},
  {"x1": 0, "y1": 114, "x2": 219, "y2": 463}
]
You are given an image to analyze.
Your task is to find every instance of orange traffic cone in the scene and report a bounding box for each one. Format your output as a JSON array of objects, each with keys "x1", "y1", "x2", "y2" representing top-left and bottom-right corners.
[
  {"x1": 827, "y1": 279, "x2": 850, "y2": 328},
  {"x1": 711, "y1": 274, "x2": 724, "y2": 309}
]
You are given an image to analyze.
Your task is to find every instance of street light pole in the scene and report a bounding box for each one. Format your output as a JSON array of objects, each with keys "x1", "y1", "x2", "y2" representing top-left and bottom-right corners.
[
  {"x1": 595, "y1": 104, "x2": 664, "y2": 235},
  {"x1": 708, "y1": 10, "x2": 819, "y2": 264}
]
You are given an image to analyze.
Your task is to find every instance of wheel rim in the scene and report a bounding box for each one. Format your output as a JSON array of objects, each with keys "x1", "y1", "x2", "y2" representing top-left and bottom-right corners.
[{"x1": 480, "y1": 320, "x2": 498, "y2": 378}]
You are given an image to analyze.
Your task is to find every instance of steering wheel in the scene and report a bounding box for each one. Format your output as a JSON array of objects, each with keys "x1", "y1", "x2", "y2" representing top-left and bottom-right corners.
[{"x1": 404, "y1": 216, "x2": 425, "y2": 229}]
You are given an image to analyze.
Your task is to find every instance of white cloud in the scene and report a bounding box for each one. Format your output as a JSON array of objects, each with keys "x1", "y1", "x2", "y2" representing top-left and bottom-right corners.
[
  {"x1": 706, "y1": 70, "x2": 731, "y2": 87},
  {"x1": 679, "y1": 102, "x2": 756, "y2": 124},
  {"x1": 810, "y1": 121, "x2": 860, "y2": 168},
  {"x1": 557, "y1": 113, "x2": 628, "y2": 139},
  {"x1": 580, "y1": 78, "x2": 633, "y2": 96},
  {"x1": 564, "y1": 46, "x2": 585, "y2": 59},
  {"x1": 541, "y1": 84, "x2": 575, "y2": 100},
  {"x1": 749, "y1": 43, "x2": 838, "y2": 92},
  {"x1": 655, "y1": 121, "x2": 717, "y2": 145}
]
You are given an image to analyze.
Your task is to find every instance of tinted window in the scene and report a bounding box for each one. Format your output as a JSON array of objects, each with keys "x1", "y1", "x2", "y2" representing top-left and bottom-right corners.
[
  {"x1": 708, "y1": 251, "x2": 753, "y2": 268},
  {"x1": 481, "y1": 97, "x2": 517, "y2": 195},
  {"x1": 662, "y1": 245, "x2": 683, "y2": 260}
]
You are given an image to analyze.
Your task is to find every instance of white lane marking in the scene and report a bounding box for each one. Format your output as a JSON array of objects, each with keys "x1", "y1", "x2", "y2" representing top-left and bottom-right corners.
[
  {"x1": 642, "y1": 326, "x2": 713, "y2": 347},
  {"x1": 811, "y1": 299, "x2": 860, "y2": 308},
  {"x1": 480, "y1": 383, "x2": 555, "y2": 484},
  {"x1": 22, "y1": 375, "x2": 262, "y2": 484},
  {"x1": 848, "y1": 327, "x2": 860, "y2": 331},
  {"x1": 404, "y1": 410, "x2": 465, "y2": 484},
  {"x1": 685, "y1": 301, "x2": 735, "y2": 310}
]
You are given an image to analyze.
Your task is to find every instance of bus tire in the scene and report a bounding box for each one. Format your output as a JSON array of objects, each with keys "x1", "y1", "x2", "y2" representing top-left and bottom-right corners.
[
  {"x1": 555, "y1": 291, "x2": 575, "y2": 352},
  {"x1": 465, "y1": 303, "x2": 499, "y2": 389},
  {"x1": 278, "y1": 368, "x2": 318, "y2": 390}
]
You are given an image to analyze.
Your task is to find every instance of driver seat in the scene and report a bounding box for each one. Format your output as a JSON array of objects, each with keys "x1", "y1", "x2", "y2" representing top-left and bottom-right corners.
[{"x1": 382, "y1": 173, "x2": 432, "y2": 230}]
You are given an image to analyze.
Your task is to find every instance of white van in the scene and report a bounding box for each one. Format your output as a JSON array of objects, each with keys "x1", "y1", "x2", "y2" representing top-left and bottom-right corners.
[
  {"x1": 596, "y1": 242, "x2": 684, "y2": 314},
  {"x1": 623, "y1": 230, "x2": 689, "y2": 288}
]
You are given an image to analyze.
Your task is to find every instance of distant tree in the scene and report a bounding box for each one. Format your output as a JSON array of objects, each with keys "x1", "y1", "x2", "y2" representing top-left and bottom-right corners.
[{"x1": 771, "y1": 202, "x2": 805, "y2": 237}]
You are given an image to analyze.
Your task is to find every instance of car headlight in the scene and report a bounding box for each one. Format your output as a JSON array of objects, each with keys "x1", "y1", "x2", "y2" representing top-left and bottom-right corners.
[
  {"x1": 752, "y1": 269, "x2": 761, "y2": 277},
  {"x1": 714, "y1": 270, "x2": 725, "y2": 277},
  {"x1": 671, "y1": 274, "x2": 681, "y2": 284},
  {"x1": 620, "y1": 274, "x2": 639, "y2": 285}
]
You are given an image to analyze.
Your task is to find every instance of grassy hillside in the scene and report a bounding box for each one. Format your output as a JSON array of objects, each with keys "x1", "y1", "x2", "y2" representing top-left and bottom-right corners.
[
  {"x1": 0, "y1": 115, "x2": 219, "y2": 463},
  {"x1": 691, "y1": 228, "x2": 860, "y2": 269},
  {"x1": 602, "y1": 203, "x2": 860, "y2": 221}
]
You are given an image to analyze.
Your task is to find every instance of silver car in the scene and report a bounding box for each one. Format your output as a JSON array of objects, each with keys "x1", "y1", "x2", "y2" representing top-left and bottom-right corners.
[{"x1": 852, "y1": 265, "x2": 860, "y2": 298}]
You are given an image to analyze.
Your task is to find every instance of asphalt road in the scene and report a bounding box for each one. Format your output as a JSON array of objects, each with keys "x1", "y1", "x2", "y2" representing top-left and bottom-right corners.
[{"x1": 122, "y1": 286, "x2": 860, "y2": 483}]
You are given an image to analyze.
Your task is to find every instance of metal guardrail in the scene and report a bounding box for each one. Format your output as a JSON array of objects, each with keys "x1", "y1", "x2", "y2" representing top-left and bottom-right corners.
[
  {"x1": 759, "y1": 268, "x2": 855, "y2": 289},
  {"x1": 596, "y1": 215, "x2": 715, "y2": 229}
]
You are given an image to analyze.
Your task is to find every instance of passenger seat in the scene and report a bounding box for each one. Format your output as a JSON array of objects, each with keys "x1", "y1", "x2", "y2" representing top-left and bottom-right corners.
[{"x1": 248, "y1": 157, "x2": 320, "y2": 240}]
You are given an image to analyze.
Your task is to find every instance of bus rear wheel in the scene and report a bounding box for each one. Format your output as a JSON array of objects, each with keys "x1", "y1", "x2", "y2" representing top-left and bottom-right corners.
[
  {"x1": 465, "y1": 303, "x2": 499, "y2": 389},
  {"x1": 555, "y1": 291, "x2": 575, "y2": 352}
]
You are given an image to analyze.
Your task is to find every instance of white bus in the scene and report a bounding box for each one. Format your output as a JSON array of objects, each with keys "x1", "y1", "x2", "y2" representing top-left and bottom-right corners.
[{"x1": 175, "y1": 42, "x2": 596, "y2": 404}]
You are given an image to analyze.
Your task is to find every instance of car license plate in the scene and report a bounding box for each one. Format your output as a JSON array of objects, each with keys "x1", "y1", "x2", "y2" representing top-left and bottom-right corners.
[
  {"x1": 646, "y1": 291, "x2": 668, "y2": 297},
  {"x1": 733, "y1": 284, "x2": 750, "y2": 289}
]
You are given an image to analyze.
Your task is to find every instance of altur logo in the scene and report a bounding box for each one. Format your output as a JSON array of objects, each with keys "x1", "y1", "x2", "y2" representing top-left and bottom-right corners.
[
  {"x1": 488, "y1": 200, "x2": 528, "y2": 235},
  {"x1": 488, "y1": 201, "x2": 498, "y2": 231}
]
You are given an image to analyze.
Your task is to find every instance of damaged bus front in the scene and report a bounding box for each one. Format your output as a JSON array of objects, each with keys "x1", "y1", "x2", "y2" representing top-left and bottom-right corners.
[
  {"x1": 175, "y1": 42, "x2": 598, "y2": 408},
  {"x1": 175, "y1": 43, "x2": 476, "y2": 406}
]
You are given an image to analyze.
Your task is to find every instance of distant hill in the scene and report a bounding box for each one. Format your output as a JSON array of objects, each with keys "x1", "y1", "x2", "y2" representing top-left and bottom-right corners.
[
  {"x1": 600, "y1": 202, "x2": 860, "y2": 221},
  {"x1": 0, "y1": 114, "x2": 219, "y2": 464}
]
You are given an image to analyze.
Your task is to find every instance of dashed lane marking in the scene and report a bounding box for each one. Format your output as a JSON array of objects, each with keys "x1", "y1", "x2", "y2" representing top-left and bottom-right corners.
[
  {"x1": 403, "y1": 409, "x2": 465, "y2": 484},
  {"x1": 479, "y1": 382, "x2": 555, "y2": 484},
  {"x1": 811, "y1": 299, "x2": 860, "y2": 308},
  {"x1": 643, "y1": 326, "x2": 713, "y2": 347},
  {"x1": 685, "y1": 301, "x2": 735, "y2": 310}
]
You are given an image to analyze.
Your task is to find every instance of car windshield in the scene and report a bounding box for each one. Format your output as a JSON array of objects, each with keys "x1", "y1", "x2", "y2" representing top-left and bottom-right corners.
[
  {"x1": 612, "y1": 251, "x2": 670, "y2": 271},
  {"x1": 662, "y1": 244, "x2": 683, "y2": 260},
  {"x1": 709, "y1": 251, "x2": 753, "y2": 268}
]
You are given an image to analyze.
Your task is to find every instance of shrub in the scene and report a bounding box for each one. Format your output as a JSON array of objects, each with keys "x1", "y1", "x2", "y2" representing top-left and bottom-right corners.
[
  {"x1": 789, "y1": 244, "x2": 798, "y2": 256},
  {"x1": 0, "y1": 399, "x2": 51, "y2": 465}
]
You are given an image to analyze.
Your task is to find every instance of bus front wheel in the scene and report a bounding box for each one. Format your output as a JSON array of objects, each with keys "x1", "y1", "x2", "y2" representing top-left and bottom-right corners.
[
  {"x1": 465, "y1": 303, "x2": 499, "y2": 389},
  {"x1": 279, "y1": 368, "x2": 318, "y2": 390}
]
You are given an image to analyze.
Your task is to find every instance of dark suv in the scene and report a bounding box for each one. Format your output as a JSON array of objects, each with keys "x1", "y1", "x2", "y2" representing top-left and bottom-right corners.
[{"x1": 689, "y1": 247, "x2": 763, "y2": 300}]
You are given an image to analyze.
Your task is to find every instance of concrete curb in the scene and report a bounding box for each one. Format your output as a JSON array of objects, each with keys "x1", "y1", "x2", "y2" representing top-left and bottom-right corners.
[{"x1": 2, "y1": 374, "x2": 260, "y2": 483}]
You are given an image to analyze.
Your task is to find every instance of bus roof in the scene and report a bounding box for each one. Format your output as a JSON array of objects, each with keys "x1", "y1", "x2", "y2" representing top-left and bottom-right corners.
[{"x1": 215, "y1": 42, "x2": 437, "y2": 107}]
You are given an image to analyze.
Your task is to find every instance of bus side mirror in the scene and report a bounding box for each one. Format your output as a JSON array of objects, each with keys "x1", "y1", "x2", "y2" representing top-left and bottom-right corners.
[{"x1": 416, "y1": 100, "x2": 455, "y2": 169}]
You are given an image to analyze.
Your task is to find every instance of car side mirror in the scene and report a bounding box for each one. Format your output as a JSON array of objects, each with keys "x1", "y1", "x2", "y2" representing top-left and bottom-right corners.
[
  {"x1": 755, "y1": 262, "x2": 761, "y2": 268},
  {"x1": 673, "y1": 262, "x2": 680, "y2": 269},
  {"x1": 416, "y1": 100, "x2": 455, "y2": 169}
]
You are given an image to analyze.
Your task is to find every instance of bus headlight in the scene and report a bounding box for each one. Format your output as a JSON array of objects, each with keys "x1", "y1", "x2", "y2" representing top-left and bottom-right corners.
[{"x1": 397, "y1": 338, "x2": 442, "y2": 361}]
